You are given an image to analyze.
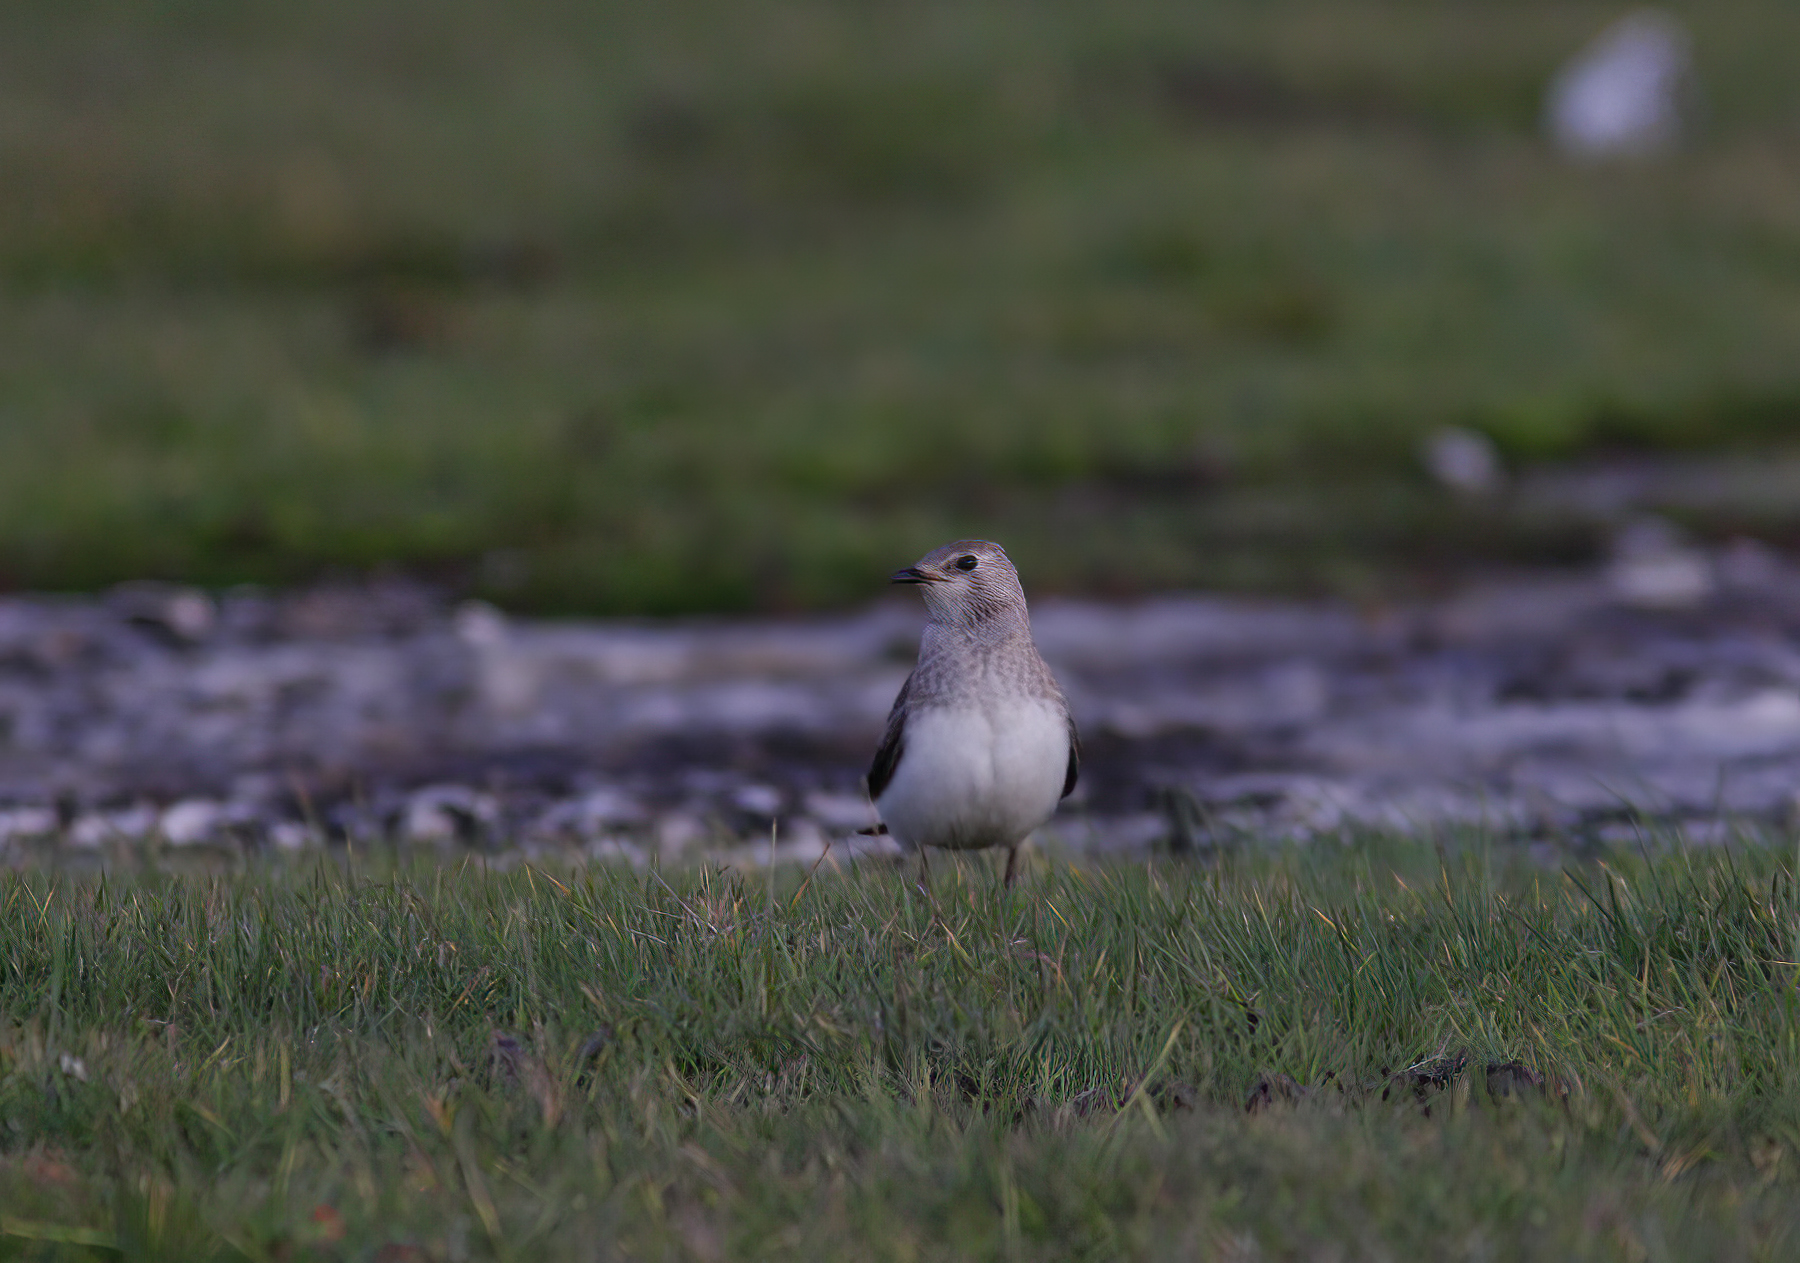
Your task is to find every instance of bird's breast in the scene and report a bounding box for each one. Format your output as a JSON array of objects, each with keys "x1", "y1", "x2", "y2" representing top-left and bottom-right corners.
[{"x1": 875, "y1": 697, "x2": 1068, "y2": 851}]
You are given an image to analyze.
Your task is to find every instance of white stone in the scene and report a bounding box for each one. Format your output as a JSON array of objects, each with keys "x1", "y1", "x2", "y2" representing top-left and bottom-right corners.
[
  {"x1": 404, "y1": 800, "x2": 458, "y2": 843},
  {"x1": 164, "y1": 591, "x2": 217, "y2": 641},
  {"x1": 452, "y1": 600, "x2": 508, "y2": 649},
  {"x1": 456, "y1": 600, "x2": 542, "y2": 715},
  {"x1": 1423, "y1": 427, "x2": 1504, "y2": 494},
  {"x1": 656, "y1": 812, "x2": 707, "y2": 857},
  {"x1": 1547, "y1": 11, "x2": 1690, "y2": 158},
  {"x1": 730, "y1": 783, "x2": 783, "y2": 816},
  {"x1": 533, "y1": 787, "x2": 648, "y2": 840},
  {"x1": 160, "y1": 799, "x2": 223, "y2": 846},
  {"x1": 69, "y1": 805, "x2": 160, "y2": 849},
  {"x1": 110, "y1": 805, "x2": 160, "y2": 839},
  {"x1": 68, "y1": 816, "x2": 111, "y2": 849},
  {"x1": 402, "y1": 785, "x2": 498, "y2": 844},
  {"x1": 1607, "y1": 517, "x2": 1713, "y2": 608},
  {"x1": 0, "y1": 807, "x2": 55, "y2": 844},
  {"x1": 576, "y1": 787, "x2": 646, "y2": 825},
  {"x1": 268, "y1": 821, "x2": 319, "y2": 851}
]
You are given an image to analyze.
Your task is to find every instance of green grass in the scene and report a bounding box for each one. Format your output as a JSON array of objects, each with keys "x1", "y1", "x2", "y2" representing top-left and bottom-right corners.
[
  {"x1": 6, "y1": 838, "x2": 1800, "y2": 1258},
  {"x1": 4, "y1": 1, "x2": 1800, "y2": 610}
]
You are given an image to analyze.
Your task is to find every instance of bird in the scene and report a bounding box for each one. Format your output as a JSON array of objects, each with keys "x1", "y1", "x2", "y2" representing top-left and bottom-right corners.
[{"x1": 864, "y1": 540, "x2": 1079, "y2": 888}]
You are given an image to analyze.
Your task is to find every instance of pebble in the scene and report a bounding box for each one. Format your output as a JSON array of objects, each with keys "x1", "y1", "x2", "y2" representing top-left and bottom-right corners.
[
  {"x1": 1547, "y1": 10, "x2": 1691, "y2": 159},
  {"x1": 160, "y1": 799, "x2": 225, "y2": 847},
  {"x1": 1607, "y1": 517, "x2": 1713, "y2": 609},
  {"x1": 1423, "y1": 428, "x2": 1504, "y2": 496},
  {"x1": 0, "y1": 807, "x2": 56, "y2": 845},
  {"x1": 1, "y1": 558, "x2": 1799, "y2": 863}
]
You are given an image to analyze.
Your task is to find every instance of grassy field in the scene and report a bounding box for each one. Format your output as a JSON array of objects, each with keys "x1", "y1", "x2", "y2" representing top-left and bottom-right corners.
[
  {"x1": 5, "y1": 839, "x2": 1800, "y2": 1258},
  {"x1": 3, "y1": 1, "x2": 1800, "y2": 611}
]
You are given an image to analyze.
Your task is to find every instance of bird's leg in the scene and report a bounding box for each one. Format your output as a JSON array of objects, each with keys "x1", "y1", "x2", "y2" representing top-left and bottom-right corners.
[
  {"x1": 1003, "y1": 845, "x2": 1019, "y2": 890},
  {"x1": 916, "y1": 846, "x2": 932, "y2": 893}
]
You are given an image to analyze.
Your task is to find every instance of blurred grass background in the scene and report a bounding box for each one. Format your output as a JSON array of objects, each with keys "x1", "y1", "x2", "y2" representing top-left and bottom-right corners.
[{"x1": 3, "y1": 0, "x2": 1800, "y2": 613}]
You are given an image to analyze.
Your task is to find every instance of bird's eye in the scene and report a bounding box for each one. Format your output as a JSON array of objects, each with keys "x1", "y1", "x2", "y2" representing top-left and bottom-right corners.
[{"x1": 956, "y1": 555, "x2": 978, "y2": 571}]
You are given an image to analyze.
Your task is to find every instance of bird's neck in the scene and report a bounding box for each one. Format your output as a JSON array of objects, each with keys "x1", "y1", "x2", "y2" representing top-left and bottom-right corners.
[
  {"x1": 925, "y1": 607, "x2": 1032, "y2": 652},
  {"x1": 913, "y1": 611, "x2": 1051, "y2": 708}
]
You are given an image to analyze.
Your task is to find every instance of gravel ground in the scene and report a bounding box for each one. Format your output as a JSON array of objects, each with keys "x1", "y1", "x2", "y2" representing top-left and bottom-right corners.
[{"x1": 4, "y1": 534, "x2": 1800, "y2": 866}]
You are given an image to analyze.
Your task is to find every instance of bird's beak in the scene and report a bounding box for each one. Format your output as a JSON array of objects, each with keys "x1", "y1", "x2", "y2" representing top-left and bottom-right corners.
[{"x1": 890, "y1": 566, "x2": 933, "y2": 584}]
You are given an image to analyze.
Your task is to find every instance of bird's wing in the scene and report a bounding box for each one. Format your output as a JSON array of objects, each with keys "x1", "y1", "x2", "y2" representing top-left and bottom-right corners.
[
  {"x1": 1062, "y1": 720, "x2": 1080, "y2": 799},
  {"x1": 866, "y1": 671, "x2": 911, "y2": 800}
]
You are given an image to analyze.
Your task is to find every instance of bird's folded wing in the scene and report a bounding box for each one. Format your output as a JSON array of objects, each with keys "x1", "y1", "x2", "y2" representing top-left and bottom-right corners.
[
  {"x1": 1062, "y1": 722, "x2": 1080, "y2": 799},
  {"x1": 866, "y1": 671, "x2": 911, "y2": 800}
]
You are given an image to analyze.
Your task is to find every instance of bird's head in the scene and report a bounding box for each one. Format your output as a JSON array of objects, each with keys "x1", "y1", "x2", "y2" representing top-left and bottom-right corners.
[{"x1": 890, "y1": 540, "x2": 1027, "y2": 626}]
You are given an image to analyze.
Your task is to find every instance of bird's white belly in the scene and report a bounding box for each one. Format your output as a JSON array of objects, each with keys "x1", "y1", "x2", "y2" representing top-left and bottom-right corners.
[{"x1": 876, "y1": 699, "x2": 1067, "y2": 851}]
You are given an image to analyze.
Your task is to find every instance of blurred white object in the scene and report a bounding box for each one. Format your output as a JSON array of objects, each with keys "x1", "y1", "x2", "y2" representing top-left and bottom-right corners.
[
  {"x1": 110, "y1": 581, "x2": 217, "y2": 642},
  {"x1": 455, "y1": 599, "x2": 542, "y2": 715},
  {"x1": 0, "y1": 807, "x2": 55, "y2": 845},
  {"x1": 1547, "y1": 11, "x2": 1691, "y2": 158},
  {"x1": 731, "y1": 783, "x2": 783, "y2": 816},
  {"x1": 268, "y1": 821, "x2": 320, "y2": 851},
  {"x1": 403, "y1": 784, "x2": 499, "y2": 844},
  {"x1": 1423, "y1": 427, "x2": 1504, "y2": 495},
  {"x1": 1607, "y1": 516, "x2": 1713, "y2": 608},
  {"x1": 160, "y1": 798, "x2": 224, "y2": 846}
]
